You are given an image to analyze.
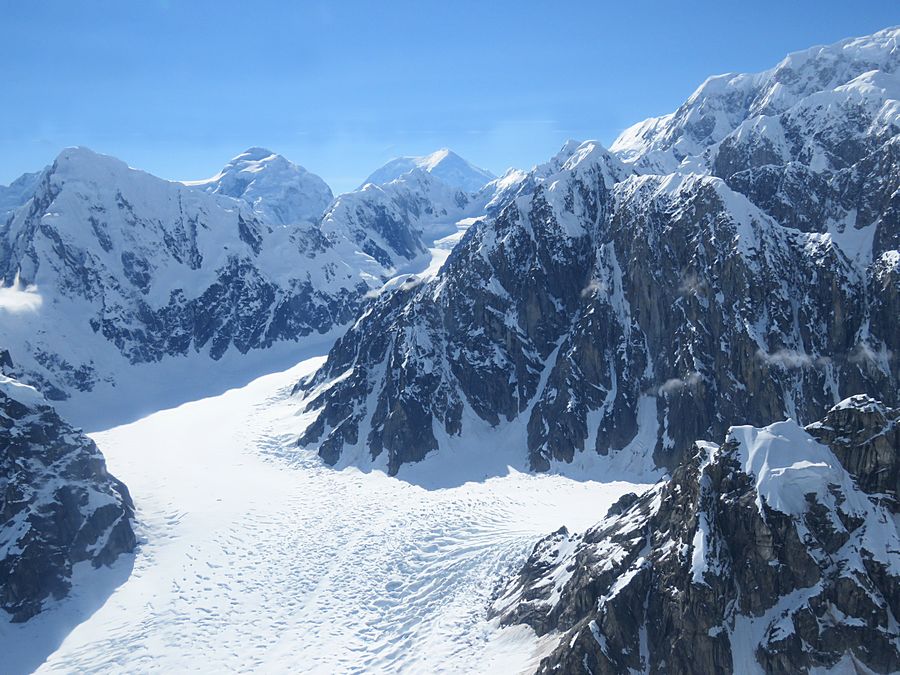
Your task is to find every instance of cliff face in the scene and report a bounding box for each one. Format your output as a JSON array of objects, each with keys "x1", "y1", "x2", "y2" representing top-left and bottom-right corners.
[
  {"x1": 493, "y1": 396, "x2": 900, "y2": 674},
  {"x1": 0, "y1": 369, "x2": 135, "y2": 622},
  {"x1": 293, "y1": 30, "x2": 899, "y2": 477},
  {"x1": 295, "y1": 140, "x2": 897, "y2": 476}
]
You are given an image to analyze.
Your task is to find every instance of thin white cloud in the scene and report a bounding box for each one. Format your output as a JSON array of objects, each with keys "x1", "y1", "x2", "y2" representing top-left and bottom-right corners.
[
  {"x1": 580, "y1": 279, "x2": 607, "y2": 298},
  {"x1": 678, "y1": 271, "x2": 707, "y2": 295},
  {"x1": 0, "y1": 273, "x2": 42, "y2": 313},
  {"x1": 756, "y1": 348, "x2": 831, "y2": 369},
  {"x1": 658, "y1": 371, "x2": 701, "y2": 394},
  {"x1": 849, "y1": 342, "x2": 893, "y2": 369}
]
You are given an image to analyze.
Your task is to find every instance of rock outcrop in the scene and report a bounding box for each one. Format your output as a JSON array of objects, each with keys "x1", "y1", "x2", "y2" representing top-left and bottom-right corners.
[
  {"x1": 493, "y1": 397, "x2": 900, "y2": 674},
  {"x1": 0, "y1": 370, "x2": 135, "y2": 622}
]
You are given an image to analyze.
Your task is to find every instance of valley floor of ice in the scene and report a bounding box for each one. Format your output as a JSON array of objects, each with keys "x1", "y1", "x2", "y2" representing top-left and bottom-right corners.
[{"x1": 2, "y1": 352, "x2": 647, "y2": 674}]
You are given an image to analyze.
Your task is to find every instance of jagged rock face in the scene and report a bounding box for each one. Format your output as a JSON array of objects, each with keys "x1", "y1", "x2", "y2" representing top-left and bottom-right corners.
[
  {"x1": 807, "y1": 394, "x2": 899, "y2": 508},
  {"x1": 0, "y1": 373, "x2": 135, "y2": 622},
  {"x1": 494, "y1": 398, "x2": 900, "y2": 674},
  {"x1": 296, "y1": 145, "x2": 897, "y2": 475},
  {"x1": 295, "y1": 29, "x2": 900, "y2": 476},
  {"x1": 296, "y1": 143, "x2": 630, "y2": 474},
  {"x1": 186, "y1": 147, "x2": 334, "y2": 225},
  {"x1": 0, "y1": 147, "x2": 434, "y2": 400}
]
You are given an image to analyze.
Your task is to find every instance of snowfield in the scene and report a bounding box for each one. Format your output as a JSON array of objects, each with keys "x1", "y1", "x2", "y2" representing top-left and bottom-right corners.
[{"x1": 2, "y1": 350, "x2": 647, "y2": 674}]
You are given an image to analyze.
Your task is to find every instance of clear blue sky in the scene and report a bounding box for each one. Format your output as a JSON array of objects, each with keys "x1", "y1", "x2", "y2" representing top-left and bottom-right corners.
[{"x1": 2, "y1": 1, "x2": 898, "y2": 193}]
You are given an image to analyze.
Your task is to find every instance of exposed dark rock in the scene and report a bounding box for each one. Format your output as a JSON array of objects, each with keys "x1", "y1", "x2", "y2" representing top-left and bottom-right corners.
[
  {"x1": 807, "y1": 394, "x2": 899, "y2": 510},
  {"x1": 294, "y1": 29, "x2": 899, "y2": 477},
  {"x1": 494, "y1": 400, "x2": 900, "y2": 674},
  {"x1": 0, "y1": 375, "x2": 135, "y2": 622}
]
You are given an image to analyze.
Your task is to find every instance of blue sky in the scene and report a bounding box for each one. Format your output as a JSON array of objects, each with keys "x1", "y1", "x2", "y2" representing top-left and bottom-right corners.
[{"x1": 2, "y1": 1, "x2": 898, "y2": 193}]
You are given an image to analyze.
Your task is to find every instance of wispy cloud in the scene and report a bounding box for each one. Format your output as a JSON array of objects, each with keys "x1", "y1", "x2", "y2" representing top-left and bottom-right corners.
[
  {"x1": 658, "y1": 371, "x2": 702, "y2": 394},
  {"x1": 849, "y1": 342, "x2": 893, "y2": 368},
  {"x1": 678, "y1": 270, "x2": 707, "y2": 295},
  {"x1": 580, "y1": 279, "x2": 608, "y2": 298},
  {"x1": 756, "y1": 348, "x2": 830, "y2": 369},
  {"x1": 0, "y1": 273, "x2": 42, "y2": 313}
]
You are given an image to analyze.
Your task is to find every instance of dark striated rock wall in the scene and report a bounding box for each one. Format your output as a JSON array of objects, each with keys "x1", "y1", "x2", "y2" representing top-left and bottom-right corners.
[{"x1": 493, "y1": 397, "x2": 900, "y2": 674}]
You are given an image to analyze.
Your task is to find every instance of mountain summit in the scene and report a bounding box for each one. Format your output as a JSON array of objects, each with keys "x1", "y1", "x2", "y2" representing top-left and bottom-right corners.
[
  {"x1": 185, "y1": 148, "x2": 334, "y2": 224},
  {"x1": 362, "y1": 149, "x2": 496, "y2": 193}
]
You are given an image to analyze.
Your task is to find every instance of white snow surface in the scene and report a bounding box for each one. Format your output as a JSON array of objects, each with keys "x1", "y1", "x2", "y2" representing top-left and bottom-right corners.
[
  {"x1": 0, "y1": 348, "x2": 645, "y2": 674},
  {"x1": 362, "y1": 149, "x2": 496, "y2": 193},
  {"x1": 729, "y1": 420, "x2": 857, "y2": 517},
  {"x1": 610, "y1": 26, "x2": 900, "y2": 173},
  {"x1": 0, "y1": 170, "x2": 42, "y2": 218},
  {"x1": 185, "y1": 147, "x2": 334, "y2": 224}
]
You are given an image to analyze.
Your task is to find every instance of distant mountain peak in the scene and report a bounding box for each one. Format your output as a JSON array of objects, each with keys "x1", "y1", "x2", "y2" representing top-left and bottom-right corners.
[
  {"x1": 51, "y1": 146, "x2": 131, "y2": 176},
  {"x1": 362, "y1": 149, "x2": 495, "y2": 193},
  {"x1": 236, "y1": 147, "x2": 278, "y2": 161},
  {"x1": 185, "y1": 148, "x2": 333, "y2": 224}
]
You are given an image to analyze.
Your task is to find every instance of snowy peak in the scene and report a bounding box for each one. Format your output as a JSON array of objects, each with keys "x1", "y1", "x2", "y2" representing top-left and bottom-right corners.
[
  {"x1": 186, "y1": 147, "x2": 333, "y2": 224},
  {"x1": 49, "y1": 146, "x2": 139, "y2": 184},
  {"x1": 320, "y1": 165, "x2": 474, "y2": 270},
  {"x1": 0, "y1": 170, "x2": 42, "y2": 219},
  {"x1": 611, "y1": 25, "x2": 900, "y2": 173},
  {"x1": 362, "y1": 149, "x2": 495, "y2": 193},
  {"x1": 0, "y1": 145, "x2": 376, "y2": 404}
]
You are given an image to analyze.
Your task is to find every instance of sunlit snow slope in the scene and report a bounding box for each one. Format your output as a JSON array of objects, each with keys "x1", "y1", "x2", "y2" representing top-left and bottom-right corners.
[{"x1": 2, "y1": 351, "x2": 646, "y2": 674}]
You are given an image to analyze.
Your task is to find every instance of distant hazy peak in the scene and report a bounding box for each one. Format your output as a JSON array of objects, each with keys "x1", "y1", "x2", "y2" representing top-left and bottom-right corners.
[
  {"x1": 185, "y1": 148, "x2": 334, "y2": 225},
  {"x1": 362, "y1": 149, "x2": 496, "y2": 193}
]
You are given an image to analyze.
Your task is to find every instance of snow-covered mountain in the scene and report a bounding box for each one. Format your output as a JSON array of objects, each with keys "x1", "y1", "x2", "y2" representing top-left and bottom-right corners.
[
  {"x1": 0, "y1": 147, "x2": 440, "y2": 409},
  {"x1": 610, "y1": 26, "x2": 900, "y2": 176},
  {"x1": 294, "y1": 28, "x2": 899, "y2": 476},
  {"x1": 0, "y1": 356, "x2": 135, "y2": 623},
  {"x1": 0, "y1": 171, "x2": 41, "y2": 221},
  {"x1": 494, "y1": 395, "x2": 899, "y2": 673},
  {"x1": 362, "y1": 149, "x2": 496, "y2": 193},
  {"x1": 323, "y1": 167, "x2": 479, "y2": 270},
  {"x1": 184, "y1": 147, "x2": 334, "y2": 224},
  {"x1": 2, "y1": 24, "x2": 899, "y2": 673}
]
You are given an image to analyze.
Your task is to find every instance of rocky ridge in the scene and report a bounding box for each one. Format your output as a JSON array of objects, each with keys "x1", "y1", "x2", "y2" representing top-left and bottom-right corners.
[
  {"x1": 294, "y1": 27, "x2": 900, "y2": 476},
  {"x1": 494, "y1": 396, "x2": 900, "y2": 674},
  {"x1": 0, "y1": 353, "x2": 135, "y2": 622}
]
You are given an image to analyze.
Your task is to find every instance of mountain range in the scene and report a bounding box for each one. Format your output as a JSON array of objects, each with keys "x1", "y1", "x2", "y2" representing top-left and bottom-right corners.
[{"x1": 1, "y1": 24, "x2": 899, "y2": 675}]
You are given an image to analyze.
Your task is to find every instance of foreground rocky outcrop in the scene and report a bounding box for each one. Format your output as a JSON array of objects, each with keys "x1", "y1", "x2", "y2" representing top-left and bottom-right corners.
[
  {"x1": 493, "y1": 396, "x2": 900, "y2": 674},
  {"x1": 0, "y1": 365, "x2": 135, "y2": 622}
]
